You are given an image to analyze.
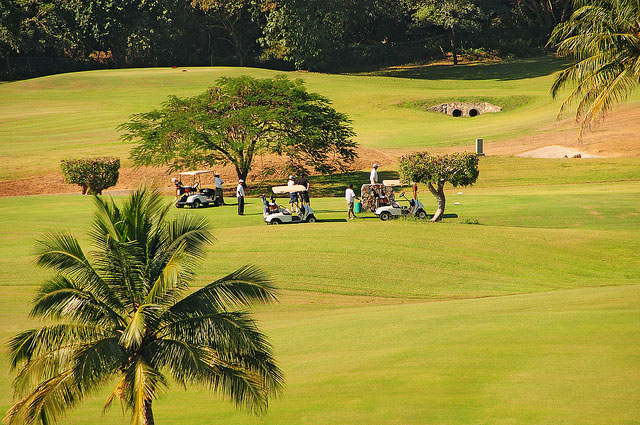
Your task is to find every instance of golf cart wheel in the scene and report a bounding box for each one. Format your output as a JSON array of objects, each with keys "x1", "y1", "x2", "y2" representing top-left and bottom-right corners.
[
  {"x1": 416, "y1": 209, "x2": 427, "y2": 219},
  {"x1": 192, "y1": 199, "x2": 201, "y2": 209},
  {"x1": 307, "y1": 215, "x2": 317, "y2": 223},
  {"x1": 380, "y1": 211, "x2": 392, "y2": 221},
  {"x1": 176, "y1": 204, "x2": 184, "y2": 209},
  {"x1": 271, "y1": 219, "x2": 281, "y2": 225}
]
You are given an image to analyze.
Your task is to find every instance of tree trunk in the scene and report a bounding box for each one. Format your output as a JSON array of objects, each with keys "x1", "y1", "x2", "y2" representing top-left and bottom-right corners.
[
  {"x1": 144, "y1": 399, "x2": 155, "y2": 425},
  {"x1": 235, "y1": 165, "x2": 249, "y2": 183},
  {"x1": 427, "y1": 182, "x2": 446, "y2": 222},
  {"x1": 449, "y1": 28, "x2": 458, "y2": 65}
]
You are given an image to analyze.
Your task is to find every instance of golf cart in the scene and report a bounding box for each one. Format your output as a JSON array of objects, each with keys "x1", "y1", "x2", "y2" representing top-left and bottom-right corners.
[
  {"x1": 261, "y1": 184, "x2": 316, "y2": 225},
  {"x1": 374, "y1": 180, "x2": 427, "y2": 221},
  {"x1": 174, "y1": 170, "x2": 223, "y2": 208}
]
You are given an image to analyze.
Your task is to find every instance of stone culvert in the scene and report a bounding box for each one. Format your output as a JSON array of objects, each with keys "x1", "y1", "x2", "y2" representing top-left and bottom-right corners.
[{"x1": 428, "y1": 102, "x2": 502, "y2": 117}]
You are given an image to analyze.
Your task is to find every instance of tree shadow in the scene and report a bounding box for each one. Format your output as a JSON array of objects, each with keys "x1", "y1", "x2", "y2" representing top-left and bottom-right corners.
[
  {"x1": 308, "y1": 170, "x2": 403, "y2": 197},
  {"x1": 361, "y1": 58, "x2": 570, "y2": 81}
]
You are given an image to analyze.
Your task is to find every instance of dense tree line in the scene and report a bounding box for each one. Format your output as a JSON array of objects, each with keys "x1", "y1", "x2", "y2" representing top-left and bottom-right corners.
[{"x1": 1, "y1": 0, "x2": 573, "y2": 79}]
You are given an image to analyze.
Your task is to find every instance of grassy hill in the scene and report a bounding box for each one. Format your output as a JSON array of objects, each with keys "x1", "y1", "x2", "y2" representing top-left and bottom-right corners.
[
  {"x1": 1, "y1": 59, "x2": 639, "y2": 424},
  {"x1": 4, "y1": 58, "x2": 638, "y2": 181}
]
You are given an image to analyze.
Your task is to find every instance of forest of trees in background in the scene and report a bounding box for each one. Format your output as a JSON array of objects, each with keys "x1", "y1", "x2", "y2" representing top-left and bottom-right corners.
[{"x1": 0, "y1": 0, "x2": 573, "y2": 80}]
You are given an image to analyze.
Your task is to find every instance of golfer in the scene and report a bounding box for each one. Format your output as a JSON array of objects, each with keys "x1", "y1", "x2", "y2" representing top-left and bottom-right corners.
[
  {"x1": 296, "y1": 173, "x2": 310, "y2": 205},
  {"x1": 236, "y1": 179, "x2": 245, "y2": 215},
  {"x1": 214, "y1": 172, "x2": 224, "y2": 205},
  {"x1": 370, "y1": 163, "x2": 379, "y2": 184},
  {"x1": 287, "y1": 175, "x2": 298, "y2": 213},
  {"x1": 345, "y1": 184, "x2": 360, "y2": 220}
]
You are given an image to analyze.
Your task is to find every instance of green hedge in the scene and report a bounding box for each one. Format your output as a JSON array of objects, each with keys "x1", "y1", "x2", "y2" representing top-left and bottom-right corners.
[{"x1": 60, "y1": 157, "x2": 120, "y2": 195}]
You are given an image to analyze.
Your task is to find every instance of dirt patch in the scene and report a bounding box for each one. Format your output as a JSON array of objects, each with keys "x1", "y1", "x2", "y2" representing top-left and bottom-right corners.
[{"x1": 0, "y1": 146, "x2": 395, "y2": 197}]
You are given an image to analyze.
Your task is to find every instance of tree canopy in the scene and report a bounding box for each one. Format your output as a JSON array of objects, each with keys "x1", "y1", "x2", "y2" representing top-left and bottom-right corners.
[
  {"x1": 548, "y1": 0, "x2": 640, "y2": 136},
  {"x1": 2, "y1": 0, "x2": 576, "y2": 79},
  {"x1": 410, "y1": 0, "x2": 483, "y2": 65},
  {"x1": 4, "y1": 188, "x2": 283, "y2": 425},
  {"x1": 399, "y1": 152, "x2": 479, "y2": 222},
  {"x1": 120, "y1": 75, "x2": 358, "y2": 181}
]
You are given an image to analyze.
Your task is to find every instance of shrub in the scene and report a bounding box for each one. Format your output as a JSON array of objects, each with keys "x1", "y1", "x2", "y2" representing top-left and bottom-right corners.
[{"x1": 60, "y1": 157, "x2": 120, "y2": 195}]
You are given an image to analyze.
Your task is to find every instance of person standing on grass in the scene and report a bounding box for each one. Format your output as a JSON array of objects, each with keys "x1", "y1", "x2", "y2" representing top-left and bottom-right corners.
[
  {"x1": 287, "y1": 175, "x2": 299, "y2": 213},
  {"x1": 296, "y1": 173, "x2": 310, "y2": 206},
  {"x1": 345, "y1": 183, "x2": 360, "y2": 220},
  {"x1": 237, "y1": 179, "x2": 245, "y2": 215},
  {"x1": 214, "y1": 172, "x2": 224, "y2": 205},
  {"x1": 370, "y1": 163, "x2": 379, "y2": 184}
]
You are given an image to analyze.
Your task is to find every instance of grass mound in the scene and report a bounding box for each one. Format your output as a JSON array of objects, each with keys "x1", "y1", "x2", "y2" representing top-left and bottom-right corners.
[{"x1": 399, "y1": 95, "x2": 536, "y2": 113}]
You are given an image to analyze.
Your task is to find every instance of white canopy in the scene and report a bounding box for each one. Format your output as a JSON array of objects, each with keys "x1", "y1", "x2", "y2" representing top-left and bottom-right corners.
[
  {"x1": 179, "y1": 170, "x2": 214, "y2": 177},
  {"x1": 382, "y1": 179, "x2": 401, "y2": 187},
  {"x1": 272, "y1": 184, "x2": 307, "y2": 194}
]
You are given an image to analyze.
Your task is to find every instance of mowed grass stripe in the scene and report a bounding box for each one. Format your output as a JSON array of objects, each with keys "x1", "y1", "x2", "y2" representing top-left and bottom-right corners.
[{"x1": 4, "y1": 284, "x2": 634, "y2": 425}]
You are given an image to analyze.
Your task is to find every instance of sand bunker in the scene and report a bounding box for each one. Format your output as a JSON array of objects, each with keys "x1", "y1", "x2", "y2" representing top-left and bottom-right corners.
[{"x1": 517, "y1": 146, "x2": 605, "y2": 159}]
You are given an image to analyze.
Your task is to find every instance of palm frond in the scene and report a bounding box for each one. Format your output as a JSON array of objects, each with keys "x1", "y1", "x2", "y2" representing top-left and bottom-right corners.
[
  {"x1": 120, "y1": 358, "x2": 167, "y2": 425},
  {"x1": 146, "y1": 339, "x2": 214, "y2": 387},
  {"x1": 9, "y1": 324, "x2": 108, "y2": 370},
  {"x1": 163, "y1": 311, "x2": 268, "y2": 353},
  {"x1": 71, "y1": 337, "x2": 125, "y2": 391},
  {"x1": 31, "y1": 275, "x2": 125, "y2": 327},
  {"x1": 34, "y1": 233, "x2": 125, "y2": 313},
  {"x1": 143, "y1": 241, "x2": 187, "y2": 306},
  {"x1": 169, "y1": 265, "x2": 278, "y2": 316},
  {"x1": 3, "y1": 369, "x2": 82, "y2": 425},
  {"x1": 548, "y1": 0, "x2": 640, "y2": 134},
  {"x1": 119, "y1": 304, "x2": 159, "y2": 350}
]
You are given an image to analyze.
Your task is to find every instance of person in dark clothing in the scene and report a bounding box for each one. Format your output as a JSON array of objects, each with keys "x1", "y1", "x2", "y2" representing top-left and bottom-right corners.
[{"x1": 296, "y1": 174, "x2": 310, "y2": 205}]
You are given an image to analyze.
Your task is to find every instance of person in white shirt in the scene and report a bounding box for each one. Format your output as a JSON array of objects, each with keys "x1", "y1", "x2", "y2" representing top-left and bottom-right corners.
[
  {"x1": 370, "y1": 163, "x2": 379, "y2": 184},
  {"x1": 287, "y1": 175, "x2": 299, "y2": 213},
  {"x1": 236, "y1": 179, "x2": 245, "y2": 215},
  {"x1": 345, "y1": 183, "x2": 360, "y2": 220},
  {"x1": 214, "y1": 172, "x2": 224, "y2": 205}
]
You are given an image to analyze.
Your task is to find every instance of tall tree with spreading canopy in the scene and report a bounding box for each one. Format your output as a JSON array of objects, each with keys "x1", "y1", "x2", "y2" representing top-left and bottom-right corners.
[
  {"x1": 4, "y1": 188, "x2": 283, "y2": 425},
  {"x1": 120, "y1": 75, "x2": 357, "y2": 181},
  {"x1": 399, "y1": 152, "x2": 479, "y2": 222},
  {"x1": 409, "y1": 0, "x2": 483, "y2": 65},
  {"x1": 548, "y1": 0, "x2": 640, "y2": 136},
  {"x1": 190, "y1": 0, "x2": 257, "y2": 67}
]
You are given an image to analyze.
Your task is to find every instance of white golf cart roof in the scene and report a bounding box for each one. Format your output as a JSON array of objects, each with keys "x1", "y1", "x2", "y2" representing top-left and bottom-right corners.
[
  {"x1": 272, "y1": 184, "x2": 307, "y2": 194},
  {"x1": 383, "y1": 179, "x2": 402, "y2": 187},
  {"x1": 179, "y1": 170, "x2": 215, "y2": 177}
]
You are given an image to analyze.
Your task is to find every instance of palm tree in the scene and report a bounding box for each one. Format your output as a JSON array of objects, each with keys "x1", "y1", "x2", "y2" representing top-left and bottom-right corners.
[
  {"x1": 548, "y1": 0, "x2": 640, "y2": 136},
  {"x1": 4, "y1": 188, "x2": 283, "y2": 425}
]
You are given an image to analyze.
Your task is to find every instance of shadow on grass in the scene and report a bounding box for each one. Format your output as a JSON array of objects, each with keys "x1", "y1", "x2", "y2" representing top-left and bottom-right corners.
[
  {"x1": 362, "y1": 58, "x2": 569, "y2": 81},
  {"x1": 245, "y1": 170, "x2": 403, "y2": 198}
]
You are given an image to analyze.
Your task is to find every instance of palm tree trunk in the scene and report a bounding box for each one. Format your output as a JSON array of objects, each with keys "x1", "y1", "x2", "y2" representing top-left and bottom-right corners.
[{"x1": 144, "y1": 399, "x2": 155, "y2": 425}]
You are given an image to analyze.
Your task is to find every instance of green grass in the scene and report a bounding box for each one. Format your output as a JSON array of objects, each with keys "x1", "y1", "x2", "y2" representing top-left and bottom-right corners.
[
  {"x1": 3, "y1": 58, "x2": 639, "y2": 180},
  {"x1": 2, "y1": 58, "x2": 640, "y2": 424},
  {"x1": 1, "y1": 184, "x2": 638, "y2": 424},
  {"x1": 1, "y1": 284, "x2": 638, "y2": 424},
  {"x1": 400, "y1": 94, "x2": 536, "y2": 113}
]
